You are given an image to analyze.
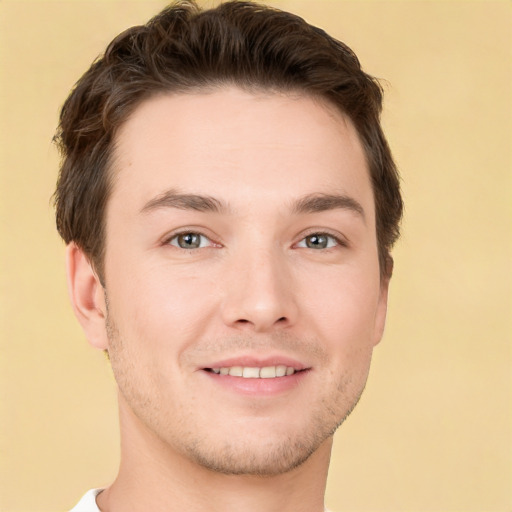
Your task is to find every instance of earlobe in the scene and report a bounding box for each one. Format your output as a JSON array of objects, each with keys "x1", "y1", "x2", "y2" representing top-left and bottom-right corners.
[{"x1": 66, "y1": 243, "x2": 109, "y2": 350}]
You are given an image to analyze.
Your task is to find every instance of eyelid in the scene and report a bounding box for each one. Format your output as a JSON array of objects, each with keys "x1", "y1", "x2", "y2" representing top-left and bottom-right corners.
[
  {"x1": 294, "y1": 229, "x2": 349, "y2": 249},
  {"x1": 161, "y1": 227, "x2": 222, "y2": 248},
  {"x1": 169, "y1": 233, "x2": 211, "y2": 249},
  {"x1": 159, "y1": 227, "x2": 348, "y2": 249}
]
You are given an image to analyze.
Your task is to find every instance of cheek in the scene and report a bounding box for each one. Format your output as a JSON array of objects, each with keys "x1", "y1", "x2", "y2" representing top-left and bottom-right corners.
[
  {"x1": 106, "y1": 256, "x2": 220, "y2": 354},
  {"x1": 300, "y1": 267, "x2": 381, "y2": 354}
]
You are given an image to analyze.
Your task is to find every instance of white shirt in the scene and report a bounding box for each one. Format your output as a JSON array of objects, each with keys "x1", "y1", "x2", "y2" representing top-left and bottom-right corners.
[{"x1": 69, "y1": 489, "x2": 102, "y2": 512}]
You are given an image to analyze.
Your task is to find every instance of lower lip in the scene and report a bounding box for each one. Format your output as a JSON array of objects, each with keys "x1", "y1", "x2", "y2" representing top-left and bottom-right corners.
[{"x1": 202, "y1": 370, "x2": 309, "y2": 396}]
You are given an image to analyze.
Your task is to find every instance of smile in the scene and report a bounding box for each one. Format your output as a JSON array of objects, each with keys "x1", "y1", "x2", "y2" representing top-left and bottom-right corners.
[{"x1": 206, "y1": 365, "x2": 298, "y2": 378}]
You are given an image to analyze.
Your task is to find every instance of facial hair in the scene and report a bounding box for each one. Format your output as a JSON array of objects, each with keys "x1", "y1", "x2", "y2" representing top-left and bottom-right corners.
[{"x1": 105, "y1": 296, "x2": 370, "y2": 477}]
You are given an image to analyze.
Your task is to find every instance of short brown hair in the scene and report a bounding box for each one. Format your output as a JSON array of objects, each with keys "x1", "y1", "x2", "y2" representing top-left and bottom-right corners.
[{"x1": 54, "y1": 0, "x2": 402, "y2": 281}]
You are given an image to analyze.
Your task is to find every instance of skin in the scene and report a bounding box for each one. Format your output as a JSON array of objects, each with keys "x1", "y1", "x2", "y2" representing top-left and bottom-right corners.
[{"x1": 67, "y1": 87, "x2": 390, "y2": 512}]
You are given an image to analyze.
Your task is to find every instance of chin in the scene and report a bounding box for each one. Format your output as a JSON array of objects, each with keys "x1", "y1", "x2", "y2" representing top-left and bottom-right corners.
[
  {"x1": 174, "y1": 404, "x2": 356, "y2": 477},
  {"x1": 185, "y1": 436, "x2": 324, "y2": 476}
]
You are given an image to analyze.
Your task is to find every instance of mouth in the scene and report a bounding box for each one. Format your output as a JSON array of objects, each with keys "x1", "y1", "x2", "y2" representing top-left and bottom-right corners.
[
  {"x1": 199, "y1": 356, "x2": 311, "y2": 395},
  {"x1": 204, "y1": 365, "x2": 305, "y2": 379}
]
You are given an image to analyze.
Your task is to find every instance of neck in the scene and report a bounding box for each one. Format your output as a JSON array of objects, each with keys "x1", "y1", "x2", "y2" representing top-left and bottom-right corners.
[{"x1": 97, "y1": 396, "x2": 332, "y2": 512}]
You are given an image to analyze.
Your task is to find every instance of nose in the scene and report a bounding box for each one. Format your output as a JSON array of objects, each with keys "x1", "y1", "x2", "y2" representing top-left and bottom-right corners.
[{"x1": 220, "y1": 246, "x2": 298, "y2": 332}]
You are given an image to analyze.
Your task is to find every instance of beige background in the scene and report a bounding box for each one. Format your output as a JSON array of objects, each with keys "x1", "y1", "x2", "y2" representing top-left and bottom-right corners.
[{"x1": 0, "y1": 1, "x2": 510, "y2": 511}]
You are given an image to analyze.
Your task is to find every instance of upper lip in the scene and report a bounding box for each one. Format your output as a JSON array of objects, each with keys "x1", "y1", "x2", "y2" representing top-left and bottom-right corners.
[{"x1": 200, "y1": 354, "x2": 309, "y2": 371}]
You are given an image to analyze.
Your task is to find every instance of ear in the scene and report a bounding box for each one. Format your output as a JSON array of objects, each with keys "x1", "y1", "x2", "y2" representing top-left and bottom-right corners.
[
  {"x1": 66, "y1": 243, "x2": 109, "y2": 350},
  {"x1": 373, "y1": 256, "x2": 393, "y2": 346}
]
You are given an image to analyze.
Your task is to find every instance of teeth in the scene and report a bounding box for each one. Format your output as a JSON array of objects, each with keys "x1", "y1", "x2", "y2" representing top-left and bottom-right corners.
[
  {"x1": 210, "y1": 365, "x2": 297, "y2": 378},
  {"x1": 259, "y1": 366, "x2": 276, "y2": 378},
  {"x1": 229, "y1": 366, "x2": 243, "y2": 377},
  {"x1": 243, "y1": 367, "x2": 260, "y2": 378},
  {"x1": 276, "y1": 365, "x2": 287, "y2": 377}
]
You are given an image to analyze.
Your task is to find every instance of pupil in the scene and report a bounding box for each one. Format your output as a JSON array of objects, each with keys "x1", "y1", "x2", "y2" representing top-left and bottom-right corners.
[
  {"x1": 307, "y1": 234, "x2": 327, "y2": 249},
  {"x1": 179, "y1": 233, "x2": 200, "y2": 248}
]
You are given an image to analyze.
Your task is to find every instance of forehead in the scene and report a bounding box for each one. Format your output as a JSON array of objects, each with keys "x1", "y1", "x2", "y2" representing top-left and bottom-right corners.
[{"x1": 110, "y1": 87, "x2": 373, "y2": 217}]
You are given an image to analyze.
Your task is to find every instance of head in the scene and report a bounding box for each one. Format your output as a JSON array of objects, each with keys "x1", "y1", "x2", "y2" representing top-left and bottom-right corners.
[
  {"x1": 55, "y1": 1, "x2": 402, "y2": 477},
  {"x1": 54, "y1": 0, "x2": 402, "y2": 284}
]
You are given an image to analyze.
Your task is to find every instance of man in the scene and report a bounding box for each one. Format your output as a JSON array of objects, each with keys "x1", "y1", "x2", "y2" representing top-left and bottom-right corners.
[{"x1": 54, "y1": 1, "x2": 402, "y2": 510}]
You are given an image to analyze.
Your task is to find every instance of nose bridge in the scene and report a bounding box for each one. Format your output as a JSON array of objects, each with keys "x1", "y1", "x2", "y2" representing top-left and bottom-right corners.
[{"x1": 221, "y1": 238, "x2": 297, "y2": 331}]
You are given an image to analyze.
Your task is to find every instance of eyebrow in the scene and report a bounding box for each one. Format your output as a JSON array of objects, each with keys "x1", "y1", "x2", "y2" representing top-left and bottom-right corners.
[
  {"x1": 140, "y1": 189, "x2": 365, "y2": 221},
  {"x1": 291, "y1": 193, "x2": 366, "y2": 221},
  {"x1": 140, "y1": 189, "x2": 226, "y2": 214}
]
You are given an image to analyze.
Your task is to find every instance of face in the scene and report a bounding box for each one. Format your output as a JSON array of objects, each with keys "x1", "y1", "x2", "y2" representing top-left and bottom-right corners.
[{"x1": 100, "y1": 87, "x2": 388, "y2": 475}]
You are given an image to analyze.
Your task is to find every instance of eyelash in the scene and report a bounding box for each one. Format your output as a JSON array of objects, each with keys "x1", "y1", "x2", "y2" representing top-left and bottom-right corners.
[
  {"x1": 295, "y1": 231, "x2": 347, "y2": 250},
  {"x1": 164, "y1": 231, "x2": 219, "y2": 250},
  {"x1": 163, "y1": 230, "x2": 347, "y2": 251}
]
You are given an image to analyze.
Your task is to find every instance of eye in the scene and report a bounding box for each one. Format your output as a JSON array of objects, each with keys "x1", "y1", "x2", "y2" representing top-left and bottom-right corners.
[
  {"x1": 296, "y1": 233, "x2": 340, "y2": 249},
  {"x1": 168, "y1": 232, "x2": 212, "y2": 249}
]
